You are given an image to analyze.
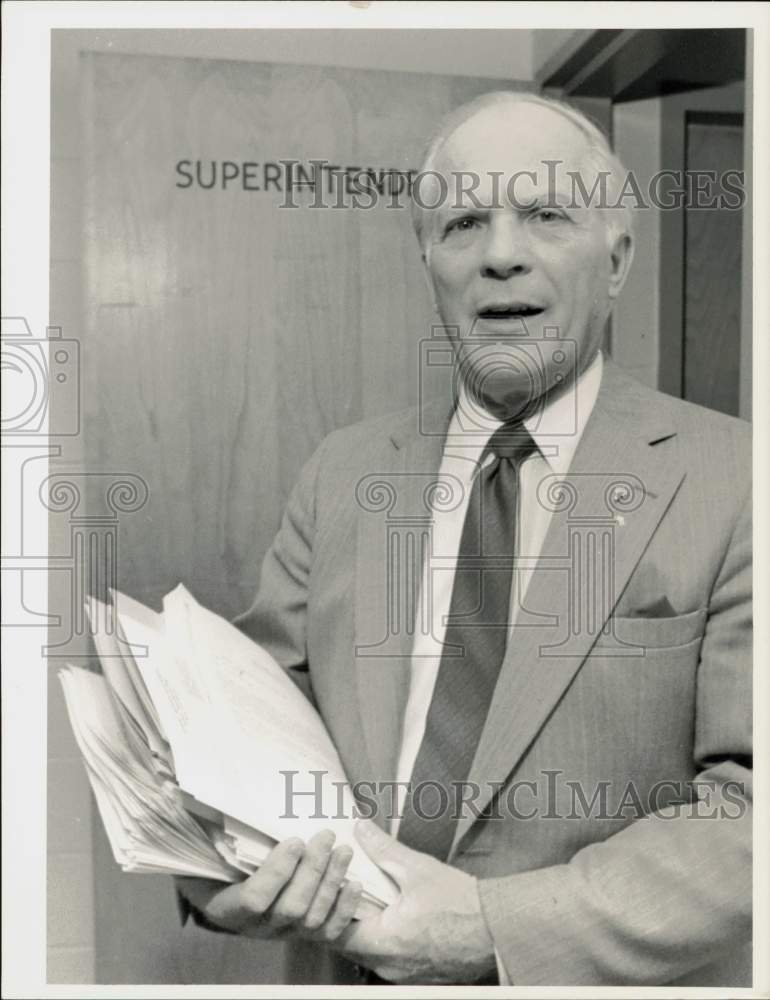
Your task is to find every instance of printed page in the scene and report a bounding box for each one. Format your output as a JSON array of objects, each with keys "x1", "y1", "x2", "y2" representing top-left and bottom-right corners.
[
  {"x1": 59, "y1": 665, "x2": 240, "y2": 880},
  {"x1": 111, "y1": 590, "x2": 222, "y2": 798},
  {"x1": 86, "y1": 597, "x2": 170, "y2": 767},
  {"x1": 162, "y1": 584, "x2": 398, "y2": 906}
]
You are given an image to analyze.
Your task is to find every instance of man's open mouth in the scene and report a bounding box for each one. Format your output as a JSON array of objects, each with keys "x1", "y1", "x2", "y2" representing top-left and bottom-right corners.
[{"x1": 477, "y1": 304, "x2": 545, "y2": 320}]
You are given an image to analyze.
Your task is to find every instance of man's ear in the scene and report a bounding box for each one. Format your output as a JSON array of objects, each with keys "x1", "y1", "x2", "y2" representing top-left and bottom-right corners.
[{"x1": 608, "y1": 232, "x2": 634, "y2": 301}]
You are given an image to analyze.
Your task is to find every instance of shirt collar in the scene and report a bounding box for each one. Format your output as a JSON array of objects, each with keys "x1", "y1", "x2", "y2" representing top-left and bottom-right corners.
[{"x1": 446, "y1": 351, "x2": 603, "y2": 475}]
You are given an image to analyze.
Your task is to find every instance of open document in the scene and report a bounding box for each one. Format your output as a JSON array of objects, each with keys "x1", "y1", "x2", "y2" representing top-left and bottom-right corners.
[{"x1": 60, "y1": 585, "x2": 398, "y2": 917}]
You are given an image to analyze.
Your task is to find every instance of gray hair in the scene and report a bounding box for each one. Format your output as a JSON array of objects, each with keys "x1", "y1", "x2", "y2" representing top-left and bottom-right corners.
[{"x1": 411, "y1": 90, "x2": 635, "y2": 256}]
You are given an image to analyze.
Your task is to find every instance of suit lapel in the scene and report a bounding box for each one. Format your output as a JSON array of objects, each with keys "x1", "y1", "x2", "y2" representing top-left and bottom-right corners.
[
  {"x1": 353, "y1": 400, "x2": 449, "y2": 815},
  {"x1": 450, "y1": 362, "x2": 686, "y2": 855}
]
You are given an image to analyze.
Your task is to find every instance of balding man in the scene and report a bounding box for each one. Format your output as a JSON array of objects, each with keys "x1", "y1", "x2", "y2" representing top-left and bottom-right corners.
[{"x1": 177, "y1": 92, "x2": 752, "y2": 987}]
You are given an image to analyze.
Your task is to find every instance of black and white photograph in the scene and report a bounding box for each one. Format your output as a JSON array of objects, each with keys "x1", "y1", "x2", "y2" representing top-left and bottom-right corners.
[{"x1": 2, "y1": 2, "x2": 768, "y2": 994}]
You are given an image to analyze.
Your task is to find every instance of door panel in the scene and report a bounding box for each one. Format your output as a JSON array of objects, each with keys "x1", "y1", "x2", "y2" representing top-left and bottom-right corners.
[{"x1": 683, "y1": 114, "x2": 743, "y2": 416}]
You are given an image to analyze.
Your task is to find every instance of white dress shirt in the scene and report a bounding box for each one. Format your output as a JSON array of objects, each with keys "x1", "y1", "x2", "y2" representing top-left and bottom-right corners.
[
  {"x1": 393, "y1": 350, "x2": 603, "y2": 827},
  {"x1": 390, "y1": 351, "x2": 603, "y2": 982}
]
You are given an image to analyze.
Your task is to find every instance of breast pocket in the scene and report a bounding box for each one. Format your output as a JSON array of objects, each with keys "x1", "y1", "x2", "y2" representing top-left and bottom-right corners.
[{"x1": 609, "y1": 607, "x2": 707, "y2": 650}]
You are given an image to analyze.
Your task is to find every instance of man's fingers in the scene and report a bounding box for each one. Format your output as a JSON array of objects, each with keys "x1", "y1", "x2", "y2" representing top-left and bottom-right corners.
[
  {"x1": 270, "y1": 829, "x2": 336, "y2": 926},
  {"x1": 301, "y1": 843, "x2": 354, "y2": 930},
  {"x1": 319, "y1": 879, "x2": 363, "y2": 941},
  {"x1": 210, "y1": 838, "x2": 304, "y2": 927},
  {"x1": 179, "y1": 829, "x2": 382, "y2": 943}
]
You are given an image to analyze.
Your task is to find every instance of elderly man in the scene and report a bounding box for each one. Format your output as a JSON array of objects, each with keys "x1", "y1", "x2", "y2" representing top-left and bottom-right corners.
[{"x1": 177, "y1": 92, "x2": 752, "y2": 986}]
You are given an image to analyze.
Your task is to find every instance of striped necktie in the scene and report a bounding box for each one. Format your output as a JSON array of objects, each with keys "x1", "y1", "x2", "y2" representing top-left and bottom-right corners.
[{"x1": 398, "y1": 421, "x2": 538, "y2": 860}]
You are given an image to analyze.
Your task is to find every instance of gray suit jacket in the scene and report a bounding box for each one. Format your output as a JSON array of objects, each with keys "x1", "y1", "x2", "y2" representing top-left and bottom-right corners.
[{"x1": 233, "y1": 359, "x2": 752, "y2": 986}]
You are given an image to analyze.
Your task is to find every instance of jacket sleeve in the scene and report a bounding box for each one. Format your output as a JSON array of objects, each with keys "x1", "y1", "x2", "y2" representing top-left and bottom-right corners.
[
  {"x1": 175, "y1": 438, "x2": 327, "y2": 929},
  {"x1": 232, "y1": 437, "x2": 330, "y2": 706},
  {"x1": 477, "y1": 486, "x2": 752, "y2": 985}
]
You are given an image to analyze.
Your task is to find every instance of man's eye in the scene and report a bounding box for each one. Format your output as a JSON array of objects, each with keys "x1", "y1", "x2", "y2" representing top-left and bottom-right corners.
[
  {"x1": 445, "y1": 217, "x2": 478, "y2": 235},
  {"x1": 534, "y1": 208, "x2": 565, "y2": 223}
]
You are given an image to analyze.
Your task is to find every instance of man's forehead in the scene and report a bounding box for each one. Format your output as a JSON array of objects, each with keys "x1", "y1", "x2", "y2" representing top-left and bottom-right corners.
[{"x1": 434, "y1": 100, "x2": 592, "y2": 178}]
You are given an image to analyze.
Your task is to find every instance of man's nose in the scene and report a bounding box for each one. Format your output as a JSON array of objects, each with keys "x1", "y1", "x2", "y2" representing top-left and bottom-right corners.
[{"x1": 480, "y1": 216, "x2": 533, "y2": 279}]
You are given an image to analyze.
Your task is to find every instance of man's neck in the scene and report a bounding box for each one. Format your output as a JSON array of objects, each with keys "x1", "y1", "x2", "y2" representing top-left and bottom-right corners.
[
  {"x1": 460, "y1": 349, "x2": 603, "y2": 426},
  {"x1": 450, "y1": 352, "x2": 604, "y2": 473}
]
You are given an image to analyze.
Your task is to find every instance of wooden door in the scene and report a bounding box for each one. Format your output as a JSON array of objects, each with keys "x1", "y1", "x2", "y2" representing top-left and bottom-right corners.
[{"x1": 80, "y1": 51, "x2": 525, "y2": 984}]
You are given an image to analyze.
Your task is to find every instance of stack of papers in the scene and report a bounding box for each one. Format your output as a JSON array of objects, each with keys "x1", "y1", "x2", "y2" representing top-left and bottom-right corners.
[{"x1": 60, "y1": 585, "x2": 397, "y2": 917}]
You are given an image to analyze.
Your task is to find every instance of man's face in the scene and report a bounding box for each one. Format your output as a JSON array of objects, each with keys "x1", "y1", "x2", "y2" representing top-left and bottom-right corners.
[{"x1": 422, "y1": 101, "x2": 633, "y2": 421}]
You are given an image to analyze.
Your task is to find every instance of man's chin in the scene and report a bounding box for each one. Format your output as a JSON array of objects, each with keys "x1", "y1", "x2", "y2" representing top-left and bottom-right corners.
[{"x1": 465, "y1": 375, "x2": 542, "y2": 423}]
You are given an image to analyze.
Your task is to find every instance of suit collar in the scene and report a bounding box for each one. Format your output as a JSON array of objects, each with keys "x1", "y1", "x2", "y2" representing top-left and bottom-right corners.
[
  {"x1": 389, "y1": 355, "x2": 679, "y2": 455},
  {"x1": 593, "y1": 357, "x2": 678, "y2": 446},
  {"x1": 353, "y1": 407, "x2": 448, "y2": 806},
  {"x1": 388, "y1": 395, "x2": 452, "y2": 452}
]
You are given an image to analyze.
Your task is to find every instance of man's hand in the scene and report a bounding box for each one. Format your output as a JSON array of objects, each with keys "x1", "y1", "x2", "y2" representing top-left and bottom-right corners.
[
  {"x1": 176, "y1": 829, "x2": 362, "y2": 941},
  {"x1": 335, "y1": 820, "x2": 497, "y2": 984}
]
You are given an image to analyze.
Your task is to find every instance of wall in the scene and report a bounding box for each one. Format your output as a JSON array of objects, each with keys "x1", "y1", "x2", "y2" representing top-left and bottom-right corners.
[
  {"x1": 52, "y1": 27, "x2": 533, "y2": 80},
  {"x1": 612, "y1": 97, "x2": 663, "y2": 388}
]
